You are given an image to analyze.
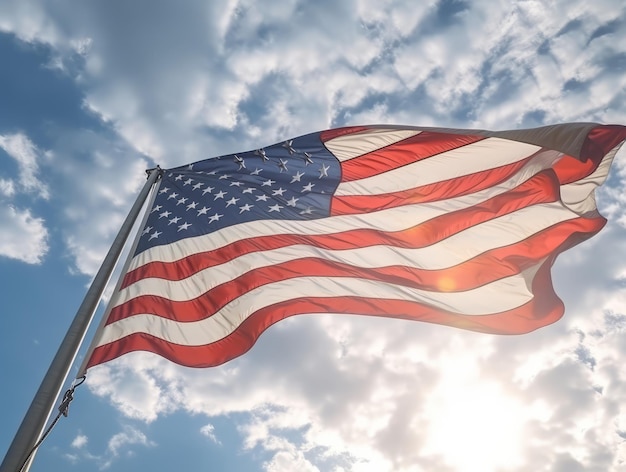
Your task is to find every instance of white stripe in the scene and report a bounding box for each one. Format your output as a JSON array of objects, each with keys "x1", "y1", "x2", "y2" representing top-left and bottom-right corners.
[
  {"x1": 97, "y1": 263, "x2": 545, "y2": 347},
  {"x1": 560, "y1": 144, "x2": 618, "y2": 215},
  {"x1": 128, "y1": 150, "x2": 562, "y2": 270},
  {"x1": 335, "y1": 138, "x2": 542, "y2": 196},
  {"x1": 324, "y1": 129, "x2": 422, "y2": 161},
  {"x1": 116, "y1": 202, "x2": 578, "y2": 305}
]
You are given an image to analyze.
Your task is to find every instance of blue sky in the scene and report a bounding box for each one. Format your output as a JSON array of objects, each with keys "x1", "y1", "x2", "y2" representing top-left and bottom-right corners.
[{"x1": 1, "y1": 1, "x2": 626, "y2": 471}]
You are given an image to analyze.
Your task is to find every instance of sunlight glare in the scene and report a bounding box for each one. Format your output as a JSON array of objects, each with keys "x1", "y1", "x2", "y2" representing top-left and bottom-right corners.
[{"x1": 423, "y1": 379, "x2": 524, "y2": 471}]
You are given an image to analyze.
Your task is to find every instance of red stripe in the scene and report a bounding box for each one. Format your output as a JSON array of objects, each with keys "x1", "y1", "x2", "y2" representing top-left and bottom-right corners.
[
  {"x1": 553, "y1": 126, "x2": 626, "y2": 185},
  {"x1": 87, "y1": 257, "x2": 565, "y2": 369},
  {"x1": 339, "y1": 132, "x2": 485, "y2": 182},
  {"x1": 554, "y1": 127, "x2": 626, "y2": 185},
  {"x1": 552, "y1": 155, "x2": 598, "y2": 185},
  {"x1": 122, "y1": 171, "x2": 560, "y2": 287},
  {"x1": 107, "y1": 215, "x2": 604, "y2": 324},
  {"x1": 320, "y1": 126, "x2": 371, "y2": 142},
  {"x1": 580, "y1": 125, "x2": 626, "y2": 162}
]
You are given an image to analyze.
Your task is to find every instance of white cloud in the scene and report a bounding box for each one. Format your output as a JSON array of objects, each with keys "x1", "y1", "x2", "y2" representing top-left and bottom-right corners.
[
  {"x1": 71, "y1": 434, "x2": 88, "y2": 449},
  {"x1": 63, "y1": 453, "x2": 79, "y2": 464},
  {"x1": 107, "y1": 425, "x2": 155, "y2": 457},
  {"x1": 0, "y1": 133, "x2": 49, "y2": 199},
  {"x1": 62, "y1": 426, "x2": 154, "y2": 470},
  {"x1": 199, "y1": 423, "x2": 221, "y2": 445},
  {"x1": 42, "y1": 129, "x2": 150, "y2": 276},
  {"x1": 264, "y1": 450, "x2": 320, "y2": 472},
  {"x1": 0, "y1": 178, "x2": 15, "y2": 197},
  {"x1": 0, "y1": 205, "x2": 48, "y2": 264},
  {"x1": 1, "y1": 0, "x2": 625, "y2": 147},
  {"x1": 0, "y1": 0, "x2": 62, "y2": 45},
  {"x1": 86, "y1": 361, "x2": 177, "y2": 422}
]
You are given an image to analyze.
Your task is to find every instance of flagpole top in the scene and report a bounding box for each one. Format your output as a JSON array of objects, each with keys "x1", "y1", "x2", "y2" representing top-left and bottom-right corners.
[{"x1": 145, "y1": 165, "x2": 164, "y2": 180}]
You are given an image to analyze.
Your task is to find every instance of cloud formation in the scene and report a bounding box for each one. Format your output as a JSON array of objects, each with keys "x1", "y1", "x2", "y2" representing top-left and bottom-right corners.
[
  {"x1": 0, "y1": 133, "x2": 49, "y2": 263},
  {"x1": 70, "y1": 434, "x2": 88, "y2": 449},
  {"x1": 62, "y1": 425, "x2": 155, "y2": 470},
  {"x1": 0, "y1": 204, "x2": 48, "y2": 263},
  {"x1": 0, "y1": 133, "x2": 49, "y2": 199},
  {"x1": 199, "y1": 423, "x2": 221, "y2": 445}
]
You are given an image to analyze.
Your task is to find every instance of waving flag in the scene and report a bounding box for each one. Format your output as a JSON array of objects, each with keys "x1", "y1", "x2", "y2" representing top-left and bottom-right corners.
[{"x1": 84, "y1": 123, "x2": 626, "y2": 369}]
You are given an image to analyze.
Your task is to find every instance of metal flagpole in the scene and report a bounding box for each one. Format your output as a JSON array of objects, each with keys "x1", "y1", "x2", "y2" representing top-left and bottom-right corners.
[
  {"x1": 0, "y1": 167, "x2": 162, "y2": 472},
  {"x1": 76, "y1": 167, "x2": 163, "y2": 378}
]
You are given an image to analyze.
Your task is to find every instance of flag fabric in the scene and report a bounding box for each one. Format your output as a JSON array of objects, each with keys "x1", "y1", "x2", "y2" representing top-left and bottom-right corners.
[{"x1": 84, "y1": 123, "x2": 626, "y2": 370}]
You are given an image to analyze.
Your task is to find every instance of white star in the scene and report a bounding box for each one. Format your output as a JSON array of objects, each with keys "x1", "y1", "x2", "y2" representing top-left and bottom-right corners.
[
  {"x1": 262, "y1": 179, "x2": 275, "y2": 187},
  {"x1": 197, "y1": 206, "x2": 210, "y2": 216},
  {"x1": 250, "y1": 168, "x2": 262, "y2": 176},
  {"x1": 302, "y1": 182, "x2": 315, "y2": 192},
  {"x1": 319, "y1": 164, "x2": 330, "y2": 179},
  {"x1": 278, "y1": 159, "x2": 288, "y2": 172},
  {"x1": 282, "y1": 140, "x2": 296, "y2": 154},
  {"x1": 286, "y1": 197, "x2": 298, "y2": 207},
  {"x1": 178, "y1": 222, "x2": 192, "y2": 231},
  {"x1": 290, "y1": 171, "x2": 304, "y2": 183},
  {"x1": 256, "y1": 194, "x2": 269, "y2": 202},
  {"x1": 167, "y1": 192, "x2": 179, "y2": 200},
  {"x1": 242, "y1": 187, "x2": 255, "y2": 194},
  {"x1": 188, "y1": 164, "x2": 194, "y2": 170},
  {"x1": 151, "y1": 205, "x2": 163, "y2": 213},
  {"x1": 254, "y1": 149, "x2": 269, "y2": 161},
  {"x1": 208, "y1": 213, "x2": 223, "y2": 223},
  {"x1": 214, "y1": 190, "x2": 227, "y2": 200},
  {"x1": 225, "y1": 197, "x2": 240, "y2": 207},
  {"x1": 234, "y1": 155, "x2": 246, "y2": 170},
  {"x1": 192, "y1": 182, "x2": 204, "y2": 190},
  {"x1": 176, "y1": 197, "x2": 188, "y2": 205},
  {"x1": 168, "y1": 216, "x2": 181, "y2": 225},
  {"x1": 183, "y1": 178, "x2": 193, "y2": 186},
  {"x1": 174, "y1": 174, "x2": 183, "y2": 181},
  {"x1": 149, "y1": 230, "x2": 162, "y2": 240},
  {"x1": 202, "y1": 186, "x2": 214, "y2": 195},
  {"x1": 272, "y1": 188, "x2": 286, "y2": 196},
  {"x1": 159, "y1": 210, "x2": 172, "y2": 218},
  {"x1": 219, "y1": 174, "x2": 231, "y2": 180},
  {"x1": 303, "y1": 152, "x2": 314, "y2": 165},
  {"x1": 159, "y1": 187, "x2": 170, "y2": 194},
  {"x1": 186, "y1": 201, "x2": 198, "y2": 211},
  {"x1": 229, "y1": 181, "x2": 243, "y2": 187},
  {"x1": 141, "y1": 225, "x2": 153, "y2": 236},
  {"x1": 207, "y1": 170, "x2": 218, "y2": 175},
  {"x1": 268, "y1": 203, "x2": 283, "y2": 212},
  {"x1": 300, "y1": 207, "x2": 314, "y2": 215},
  {"x1": 239, "y1": 203, "x2": 253, "y2": 213}
]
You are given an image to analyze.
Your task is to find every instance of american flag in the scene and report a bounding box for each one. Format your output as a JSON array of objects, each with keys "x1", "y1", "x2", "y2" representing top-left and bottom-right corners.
[{"x1": 84, "y1": 124, "x2": 626, "y2": 369}]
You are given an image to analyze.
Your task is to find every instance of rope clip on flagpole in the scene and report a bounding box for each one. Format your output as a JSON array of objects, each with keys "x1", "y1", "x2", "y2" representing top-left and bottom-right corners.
[
  {"x1": 15, "y1": 376, "x2": 87, "y2": 472},
  {"x1": 146, "y1": 165, "x2": 163, "y2": 179},
  {"x1": 58, "y1": 375, "x2": 86, "y2": 418}
]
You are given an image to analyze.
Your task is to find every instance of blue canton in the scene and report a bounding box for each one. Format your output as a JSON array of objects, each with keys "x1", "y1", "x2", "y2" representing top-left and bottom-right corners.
[{"x1": 135, "y1": 131, "x2": 341, "y2": 255}]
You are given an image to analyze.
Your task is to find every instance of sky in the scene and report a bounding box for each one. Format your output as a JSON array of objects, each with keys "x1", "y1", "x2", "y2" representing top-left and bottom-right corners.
[{"x1": 1, "y1": 1, "x2": 626, "y2": 471}]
